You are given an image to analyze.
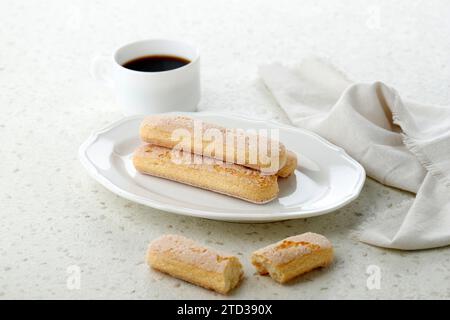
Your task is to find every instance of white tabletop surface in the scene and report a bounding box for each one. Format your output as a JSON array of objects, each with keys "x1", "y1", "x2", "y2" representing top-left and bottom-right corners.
[{"x1": 1, "y1": 0, "x2": 449, "y2": 299}]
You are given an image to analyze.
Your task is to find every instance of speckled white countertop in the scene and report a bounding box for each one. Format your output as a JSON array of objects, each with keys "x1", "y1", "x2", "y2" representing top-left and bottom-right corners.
[{"x1": 1, "y1": 0, "x2": 449, "y2": 299}]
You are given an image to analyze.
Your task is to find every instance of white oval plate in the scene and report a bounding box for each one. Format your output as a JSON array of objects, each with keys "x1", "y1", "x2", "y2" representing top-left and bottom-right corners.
[{"x1": 79, "y1": 112, "x2": 365, "y2": 222}]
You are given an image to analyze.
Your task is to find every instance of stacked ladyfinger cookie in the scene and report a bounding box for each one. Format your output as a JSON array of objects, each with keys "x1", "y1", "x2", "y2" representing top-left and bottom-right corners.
[
  {"x1": 133, "y1": 114, "x2": 298, "y2": 204},
  {"x1": 147, "y1": 232, "x2": 334, "y2": 294}
]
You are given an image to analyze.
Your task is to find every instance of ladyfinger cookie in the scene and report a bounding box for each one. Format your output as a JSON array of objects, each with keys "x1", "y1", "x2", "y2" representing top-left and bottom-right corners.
[
  {"x1": 147, "y1": 234, "x2": 243, "y2": 294},
  {"x1": 133, "y1": 144, "x2": 279, "y2": 204},
  {"x1": 277, "y1": 150, "x2": 298, "y2": 178},
  {"x1": 251, "y1": 232, "x2": 333, "y2": 283},
  {"x1": 139, "y1": 115, "x2": 287, "y2": 174}
]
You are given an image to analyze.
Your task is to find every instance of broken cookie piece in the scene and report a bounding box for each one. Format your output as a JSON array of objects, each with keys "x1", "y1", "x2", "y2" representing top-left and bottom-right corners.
[
  {"x1": 147, "y1": 234, "x2": 243, "y2": 294},
  {"x1": 251, "y1": 232, "x2": 333, "y2": 283}
]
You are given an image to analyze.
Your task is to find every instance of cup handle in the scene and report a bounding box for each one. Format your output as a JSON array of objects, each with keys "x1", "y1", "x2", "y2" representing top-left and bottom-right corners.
[{"x1": 90, "y1": 54, "x2": 114, "y2": 87}]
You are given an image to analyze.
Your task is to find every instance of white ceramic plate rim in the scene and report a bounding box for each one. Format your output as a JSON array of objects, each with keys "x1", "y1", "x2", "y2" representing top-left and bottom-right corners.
[{"x1": 78, "y1": 112, "x2": 366, "y2": 222}]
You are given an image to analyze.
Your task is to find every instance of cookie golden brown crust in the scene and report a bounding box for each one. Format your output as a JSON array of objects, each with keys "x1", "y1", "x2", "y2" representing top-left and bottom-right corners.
[
  {"x1": 251, "y1": 232, "x2": 333, "y2": 283},
  {"x1": 147, "y1": 234, "x2": 243, "y2": 294},
  {"x1": 277, "y1": 150, "x2": 298, "y2": 178},
  {"x1": 133, "y1": 144, "x2": 279, "y2": 204},
  {"x1": 139, "y1": 115, "x2": 287, "y2": 174}
]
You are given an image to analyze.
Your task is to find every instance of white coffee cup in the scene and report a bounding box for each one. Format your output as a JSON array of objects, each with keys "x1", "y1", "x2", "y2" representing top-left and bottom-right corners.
[{"x1": 91, "y1": 39, "x2": 200, "y2": 115}]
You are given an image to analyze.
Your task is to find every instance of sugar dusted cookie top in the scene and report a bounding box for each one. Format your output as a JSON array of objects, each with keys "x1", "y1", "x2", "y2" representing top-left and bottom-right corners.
[
  {"x1": 252, "y1": 232, "x2": 332, "y2": 266},
  {"x1": 148, "y1": 234, "x2": 238, "y2": 273}
]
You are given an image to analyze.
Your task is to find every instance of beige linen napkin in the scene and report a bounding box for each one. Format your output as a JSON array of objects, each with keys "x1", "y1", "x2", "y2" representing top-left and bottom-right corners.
[{"x1": 260, "y1": 57, "x2": 450, "y2": 250}]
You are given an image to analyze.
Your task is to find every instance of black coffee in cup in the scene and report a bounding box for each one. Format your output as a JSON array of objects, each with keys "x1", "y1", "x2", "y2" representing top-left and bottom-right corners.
[{"x1": 122, "y1": 55, "x2": 190, "y2": 72}]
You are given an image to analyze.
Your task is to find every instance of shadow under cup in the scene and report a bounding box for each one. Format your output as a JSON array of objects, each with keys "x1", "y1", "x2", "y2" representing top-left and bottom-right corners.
[{"x1": 113, "y1": 39, "x2": 200, "y2": 115}]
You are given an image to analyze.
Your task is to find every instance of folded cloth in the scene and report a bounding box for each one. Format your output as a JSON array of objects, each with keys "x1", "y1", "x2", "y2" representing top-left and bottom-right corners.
[{"x1": 259, "y1": 57, "x2": 450, "y2": 250}]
